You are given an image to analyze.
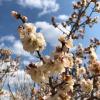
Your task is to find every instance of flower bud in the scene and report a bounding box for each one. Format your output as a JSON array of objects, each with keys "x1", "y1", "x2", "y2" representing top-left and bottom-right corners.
[
  {"x1": 11, "y1": 10, "x2": 20, "y2": 19},
  {"x1": 11, "y1": 11, "x2": 18, "y2": 17},
  {"x1": 22, "y1": 16, "x2": 28, "y2": 22}
]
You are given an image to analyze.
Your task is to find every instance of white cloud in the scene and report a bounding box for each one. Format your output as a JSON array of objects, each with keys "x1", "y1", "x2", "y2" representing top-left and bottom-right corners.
[
  {"x1": 57, "y1": 14, "x2": 69, "y2": 21},
  {"x1": 0, "y1": 43, "x2": 5, "y2": 48},
  {"x1": 35, "y1": 21, "x2": 62, "y2": 47},
  {"x1": 35, "y1": 21, "x2": 71, "y2": 47},
  {"x1": 57, "y1": 24, "x2": 71, "y2": 35},
  {"x1": 23, "y1": 60, "x2": 30, "y2": 65},
  {"x1": 0, "y1": 35, "x2": 15, "y2": 43},
  {"x1": 0, "y1": 35, "x2": 34, "y2": 61},
  {"x1": 17, "y1": 0, "x2": 42, "y2": 8},
  {"x1": 12, "y1": 40, "x2": 31, "y2": 57},
  {"x1": 0, "y1": 0, "x2": 59, "y2": 16},
  {"x1": 16, "y1": 0, "x2": 59, "y2": 16}
]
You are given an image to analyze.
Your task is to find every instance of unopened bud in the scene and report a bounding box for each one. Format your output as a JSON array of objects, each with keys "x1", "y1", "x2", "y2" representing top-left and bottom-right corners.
[
  {"x1": 22, "y1": 16, "x2": 28, "y2": 22},
  {"x1": 11, "y1": 11, "x2": 18, "y2": 17},
  {"x1": 11, "y1": 10, "x2": 20, "y2": 19}
]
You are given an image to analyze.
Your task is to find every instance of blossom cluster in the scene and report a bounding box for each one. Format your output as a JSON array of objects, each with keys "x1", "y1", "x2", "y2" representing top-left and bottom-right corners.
[
  {"x1": 18, "y1": 23, "x2": 46, "y2": 52},
  {"x1": 11, "y1": 11, "x2": 46, "y2": 52},
  {"x1": 0, "y1": 49, "x2": 12, "y2": 57},
  {"x1": 26, "y1": 44, "x2": 74, "y2": 85}
]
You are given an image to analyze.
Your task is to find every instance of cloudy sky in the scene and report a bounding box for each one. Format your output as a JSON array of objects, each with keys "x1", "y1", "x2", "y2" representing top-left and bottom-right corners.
[{"x1": 0, "y1": 0, "x2": 100, "y2": 65}]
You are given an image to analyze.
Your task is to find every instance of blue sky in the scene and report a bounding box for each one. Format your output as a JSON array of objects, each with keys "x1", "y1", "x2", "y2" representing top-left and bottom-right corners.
[{"x1": 0, "y1": 0, "x2": 100, "y2": 65}]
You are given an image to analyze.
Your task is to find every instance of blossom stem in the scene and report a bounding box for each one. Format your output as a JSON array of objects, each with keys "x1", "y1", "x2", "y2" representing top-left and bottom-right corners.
[{"x1": 36, "y1": 51, "x2": 45, "y2": 63}]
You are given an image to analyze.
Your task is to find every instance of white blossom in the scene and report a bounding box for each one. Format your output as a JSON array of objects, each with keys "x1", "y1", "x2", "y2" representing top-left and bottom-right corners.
[
  {"x1": 18, "y1": 23, "x2": 46, "y2": 52},
  {"x1": 80, "y1": 79, "x2": 93, "y2": 93}
]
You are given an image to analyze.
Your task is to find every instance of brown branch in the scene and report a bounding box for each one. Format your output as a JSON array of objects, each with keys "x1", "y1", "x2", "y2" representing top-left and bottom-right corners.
[
  {"x1": 36, "y1": 51, "x2": 45, "y2": 63},
  {"x1": 68, "y1": 2, "x2": 91, "y2": 38},
  {"x1": 49, "y1": 77, "x2": 57, "y2": 96}
]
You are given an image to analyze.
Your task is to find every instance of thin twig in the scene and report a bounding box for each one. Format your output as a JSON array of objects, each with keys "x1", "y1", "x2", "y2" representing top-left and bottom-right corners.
[
  {"x1": 8, "y1": 83, "x2": 16, "y2": 100},
  {"x1": 36, "y1": 51, "x2": 45, "y2": 63}
]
